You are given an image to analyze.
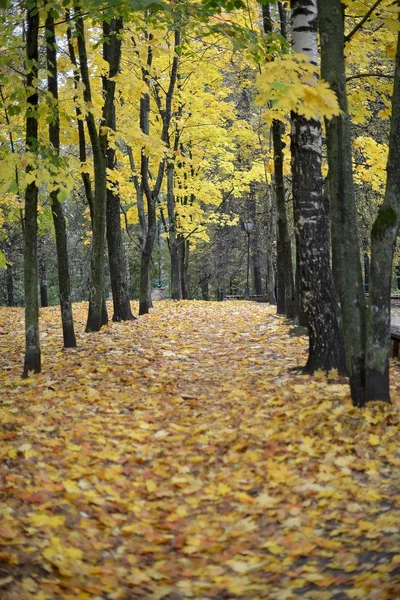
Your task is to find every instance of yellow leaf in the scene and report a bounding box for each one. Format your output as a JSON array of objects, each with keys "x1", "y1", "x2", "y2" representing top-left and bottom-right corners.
[
  {"x1": 146, "y1": 479, "x2": 157, "y2": 493},
  {"x1": 28, "y1": 514, "x2": 66, "y2": 529},
  {"x1": 369, "y1": 434, "x2": 380, "y2": 446}
]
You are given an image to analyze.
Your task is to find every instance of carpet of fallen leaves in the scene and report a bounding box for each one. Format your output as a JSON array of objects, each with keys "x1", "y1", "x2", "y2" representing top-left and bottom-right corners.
[{"x1": 0, "y1": 300, "x2": 400, "y2": 600}]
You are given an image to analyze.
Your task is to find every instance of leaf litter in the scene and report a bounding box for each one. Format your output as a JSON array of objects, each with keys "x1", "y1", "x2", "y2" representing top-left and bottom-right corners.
[{"x1": 0, "y1": 300, "x2": 399, "y2": 600}]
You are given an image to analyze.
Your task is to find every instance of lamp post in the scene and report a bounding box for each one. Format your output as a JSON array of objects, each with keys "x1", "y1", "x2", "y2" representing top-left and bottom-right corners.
[{"x1": 243, "y1": 221, "x2": 254, "y2": 300}]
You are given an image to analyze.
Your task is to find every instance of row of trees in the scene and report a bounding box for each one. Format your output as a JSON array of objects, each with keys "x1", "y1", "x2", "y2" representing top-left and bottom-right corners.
[{"x1": 0, "y1": 0, "x2": 399, "y2": 405}]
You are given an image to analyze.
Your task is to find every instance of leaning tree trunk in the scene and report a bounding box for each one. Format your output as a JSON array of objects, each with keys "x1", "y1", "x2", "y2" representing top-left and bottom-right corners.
[
  {"x1": 103, "y1": 20, "x2": 134, "y2": 322},
  {"x1": 291, "y1": 0, "x2": 346, "y2": 374},
  {"x1": 46, "y1": 11, "x2": 76, "y2": 347},
  {"x1": 365, "y1": 27, "x2": 400, "y2": 402},
  {"x1": 318, "y1": 0, "x2": 366, "y2": 405},
  {"x1": 23, "y1": 2, "x2": 40, "y2": 376}
]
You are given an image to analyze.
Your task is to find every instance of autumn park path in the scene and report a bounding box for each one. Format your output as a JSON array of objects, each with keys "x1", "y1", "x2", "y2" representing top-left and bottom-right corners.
[{"x1": 0, "y1": 300, "x2": 400, "y2": 600}]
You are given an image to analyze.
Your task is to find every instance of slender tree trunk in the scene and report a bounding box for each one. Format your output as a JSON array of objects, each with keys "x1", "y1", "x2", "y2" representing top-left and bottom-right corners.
[
  {"x1": 75, "y1": 5, "x2": 111, "y2": 332},
  {"x1": 46, "y1": 11, "x2": 76, "y2": 346},
  {"x1": 139, "y1": 29, "x2": 180, "y2": 314},
  {"x1": 262, "y1": 2, "x2": 295, "y2": 316},
  {"x1": 291, "y1": 0, "x2": 346, "y2": 373},
  {"x1": 102, "y1": 20, "x2": 134, "y2": 322},
  {"x1": 39, "y1": 255, "x2": 48, "y2": 308},
  {"x1": 365, "y1": 27, "x2": 400, "y2": 401},
  {"x1": 318, "y1": 0, "x2": 366, "y2": 404},
  {"x1": 166, "y1": 160, "x2": 181, "y2": 299},
  {"x1": 272, "y1": 122, "x2": 296, "y2": 317},
  {"x1": 264, "y1": 187, "x2": 276, "y2": 304},
  {"x1": 23, "y1": 2, "x2": 40, "y2": 376}
]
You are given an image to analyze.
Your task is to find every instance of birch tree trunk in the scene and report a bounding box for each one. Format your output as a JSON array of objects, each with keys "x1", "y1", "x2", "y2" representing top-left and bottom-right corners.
[
  {"x1": 318, "y1": 0, "x2": 367, "y2": 404},
  {"x1": 291, "y1": 0, "x2": 346, "y2": 373},
  {"x1": 365, "y1": 27, "x2": 400, "y2": 402},
  {"x1": 23, "y1": 1, "x2": 40, "y2": 376}
]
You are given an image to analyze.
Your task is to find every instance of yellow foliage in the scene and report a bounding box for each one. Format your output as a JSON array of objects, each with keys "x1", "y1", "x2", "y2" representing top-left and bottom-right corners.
[{"x1": 256, "y1": 53, "x2": 340, "y2": 121}]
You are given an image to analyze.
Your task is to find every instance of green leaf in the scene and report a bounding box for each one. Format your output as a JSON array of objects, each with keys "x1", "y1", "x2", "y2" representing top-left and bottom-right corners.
[
  {"x1": 9, "y1": 181, "x2": 19, "y2": 194},
  {"x1": 57, "y1": 189, "x2": 68, "y2": 203}
]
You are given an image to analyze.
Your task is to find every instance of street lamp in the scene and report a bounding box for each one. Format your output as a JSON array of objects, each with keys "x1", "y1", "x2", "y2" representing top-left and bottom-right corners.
[{"x1": 243, "y1": 221, "x2": 254, "y2": 300}]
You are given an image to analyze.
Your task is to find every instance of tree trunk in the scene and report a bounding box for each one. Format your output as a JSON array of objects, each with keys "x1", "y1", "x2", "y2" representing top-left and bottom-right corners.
[
  {"x1": 39, "y1": 256, "x2": 48, "y2": 308},
  {"x1": 365, "y1": 27, "x2": 400, "y2": 402},
  {"x1": 263, "y1": 2, "x2": 295, "y2": 316},
  {"x1": 46, "y1": 10, "x2": 77, "y2": 347},
  {"x1": 318, "y1": 0, "x2": 366, "y2": 404},
  {"x1": 264, "y1": 187, "x2": 276, "y2": 304},
  {"x1": 75, "y1": 6, "x2": 114, "y2": 332},
  {"x1": 139, "y1": 217, "x2": 156, "y2": 315},
  {"x1": 139, "y1": 29, "x2": 180, "y2": 314},
  {"x1": 179, "y1": 236, "x2": 189, "y2": 299},
  {"x1": 166, "y1": 161, "x2": 181, "y2": 299},
  {"x1": 272, "y1": 121, "x2": 296, "y2": 318},
  {"x1": 291, "y1": 0, "x2": 346, "y2": 373},
  {"x1": 102, "y1": 20, "x2": 134, "y2": 323},
  {"x1": 23, "y1": 2, "x2": 40, "y2": 376}
]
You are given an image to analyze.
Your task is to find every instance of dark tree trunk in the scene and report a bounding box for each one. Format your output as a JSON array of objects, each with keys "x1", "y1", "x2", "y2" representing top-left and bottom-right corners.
[
  {"x1": 46, "y1": 11, "x2": 76, "y2": 347},
  {"x1": 39, "y1": 256, "x2": 48, "y2": 308},
  {"x1": 200, "y1": 276, "x2": 210, "y2": 301},
  {"x1": 264, "y1": 188, "x2": 276, "y2": 304},
  {"x1": 318, "y1": 0, "x2": 366, "y2": 405},
  {"x1": 272, "y1": 121, "x2": 296, "y2": 318},
  {"x1": 75, "y1": 5, "x2": 117, "y2": 332},
  {"x1": 103, "y1": 20, "x2": 134, "y2": 323},
  {"x1": 263, "y1": 2, "x2": 295, "y2": 316},
  {"x1": 23, "y1": 2, "x2": 40, "y2": 376},
  {"x1": 295, "y1": 253, "x2": 307, "y2": 327},
  {"x1": 365, "y1": 27, "x2": 400, "y2": 402},
  {"x1": 179, "y1": 236, "x2": 189, "y2": 299},
  {"x1": 166, "y1": 161, "x2": 181, "y2": 299},
  {"x1": 275, "y1": 238, "x2": 285, "y2": 314}
]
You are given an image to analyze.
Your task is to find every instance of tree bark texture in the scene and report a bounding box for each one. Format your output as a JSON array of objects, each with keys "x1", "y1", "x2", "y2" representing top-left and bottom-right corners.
[
  {"x1": 23, "y1": 2, "x2": 40, "y2": 376},
  {"x1": 365, "y1": 27, "x2": 400, "y2": 402},
  {"x1": 291, "y1": 114, "x2": 346, "y2": 372},
  {"x1": 291, "y1": 0, "x2": 346, "y2": 374},
  {"x1": 46, "y1": 11, "x2": 77, "y2": 347},
  {"x1": 318, "y1": 0, "x2": 367, "y2": 404},
  {"x1": 103, "y1": 20, "x2": 135, "y2": 323}
]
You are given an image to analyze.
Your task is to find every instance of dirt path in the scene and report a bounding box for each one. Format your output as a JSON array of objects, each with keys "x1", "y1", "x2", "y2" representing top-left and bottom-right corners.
[{"x1": 0, "y1": 301, "x2": 399, "y2": 600}]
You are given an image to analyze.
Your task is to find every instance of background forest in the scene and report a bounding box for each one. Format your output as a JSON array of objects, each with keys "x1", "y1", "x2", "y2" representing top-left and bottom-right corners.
[{"x1": 0, "y1": 0, "x2": 399, "y2": 405}]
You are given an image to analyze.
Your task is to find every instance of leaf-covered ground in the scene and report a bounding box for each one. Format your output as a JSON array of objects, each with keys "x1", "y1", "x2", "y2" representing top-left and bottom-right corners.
[{"x1": 0, "y1": 300, "x2": 400, "y2": 600}]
